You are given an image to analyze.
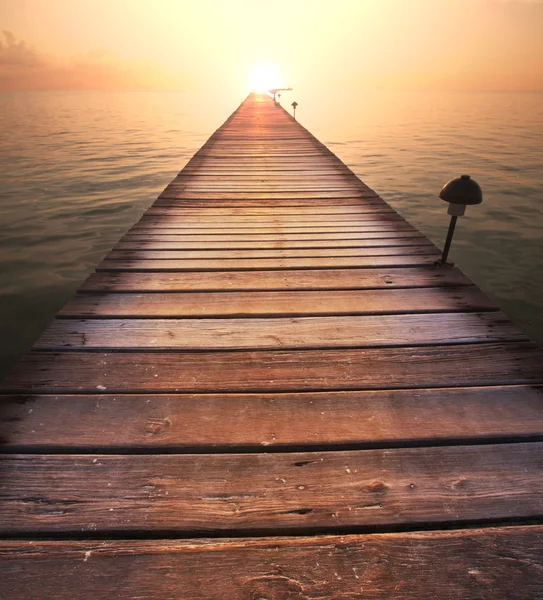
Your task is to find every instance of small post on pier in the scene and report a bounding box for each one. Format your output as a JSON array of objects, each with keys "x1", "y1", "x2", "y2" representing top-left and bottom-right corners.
[
  {"x1": 438, "y1": 175, "x2": 483, "y2": 265},
  {"x1": 292, "y1": 101, "x2": 298, "y2": 120}
]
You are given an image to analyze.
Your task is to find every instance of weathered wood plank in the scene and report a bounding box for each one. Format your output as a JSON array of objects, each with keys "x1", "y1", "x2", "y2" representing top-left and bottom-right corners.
[
  {"x1": 1, "y1": 443, "x2": 542, "y2": 533},
  {"x1": 153, "y1": 197, "x2": 380, "y2": 207},
  {"x1": 1, "y1": 528, "x2": 542, "y2": 600},
  {"x1": 2, "y1": 386, "x2": 542, "y2": 450},
  {"x1": 122, "y1": 229, "x2": 422, "y2": 241},
  {"x1": 142, "y1": 207, "x2": 394, "y2": 216},
  {"x1": 141, "y1": 210, "x2": 395, "y2": 219},
  {"x1": 148, "y1": 204, "x2": 390, "y2": 214},
  {"x1": 168, "y1": 185, "x2": 368, "y2": 192},
  {"x1": 59, "y1": 287, "x2": 495, "y2": 318},
  {"x1": 113, "y1": 237, "x2": 429, "y2": 250},
  {"x1": 96, "y1": 255, "x2": 440, "y2": 272},
  {"x1": 159, "y1": 190, "x2": 382, "y2": 199},
  {"x1": 105, "y1": 246, "x2": 436, "y2": 260},
  {"x1": 2, "y1": 343, "x2": 542, "y2": 393},
  {"x1": 80, "y1": 266, "x2": 473, "y2": 292},
  {"x1": 36, "y1": 313, "x2": 524, "y2": 351},
  {"x1": 130, "y1": 218, "x2": 405, "y2": 231}
]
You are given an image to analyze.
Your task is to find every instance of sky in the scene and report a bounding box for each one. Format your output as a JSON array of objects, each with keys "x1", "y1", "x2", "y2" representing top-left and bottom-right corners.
[{"x1": 1, "y1": 0, "x2": 542, "y2": 94}]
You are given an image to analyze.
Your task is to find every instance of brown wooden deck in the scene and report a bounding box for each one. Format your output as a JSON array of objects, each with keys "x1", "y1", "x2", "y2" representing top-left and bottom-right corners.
[{"x1": 1, "y1": 92, "x2": 543, "y2": 599}]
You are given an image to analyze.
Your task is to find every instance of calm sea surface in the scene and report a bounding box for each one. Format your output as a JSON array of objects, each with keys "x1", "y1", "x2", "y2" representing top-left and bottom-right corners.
[{"x1": 0, "y1": 89, "x2": 542, "y2": 378}]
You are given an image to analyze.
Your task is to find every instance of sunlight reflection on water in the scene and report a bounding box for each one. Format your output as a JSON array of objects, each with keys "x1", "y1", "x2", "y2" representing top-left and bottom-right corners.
[{"x1": 0, "y1": 89, "x2": 542, "y2": 377}]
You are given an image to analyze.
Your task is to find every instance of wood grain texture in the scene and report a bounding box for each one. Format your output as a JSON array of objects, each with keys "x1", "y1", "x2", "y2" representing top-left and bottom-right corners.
[
  {"x1": 113, "y1": 237, "x2": 430, "y2": 250},
  {"x1": 122, "y1": 229, "x2": 422, "y2": 241},
  {"x1": 140, "y1": 210, "x2": 396, "y2": 220},
  {"x1": 96, "y1": 255, "x2": 440, "y2": 272},
  {"x1": 1, "y1": 443, "x2": 542, "y2": 533},
  {"x1": 105, "y1": 246, "x2": 435, "y2": 260},
  {"x1": 128, "y1": 220, "x2": 405, "y2": 233},
  {"x1": 3, "y1": 343, "x2": 542, "y2": 393},
  {"x1": 147, "y1": 205, "x2": 387, "y2": 215},
  {"x1": 159, "y1": 190, "x2": 383, "y2": 199},
  {"x1": 152, "y1": 197, "x2": 381, "y2": 207},
  {"x1": 80, "y1": 267, "x2": 473, "y2": 292},
  {"x1": 1, "y1": 528, "x2": 542, "y2": 600},
  {"x1": 2, "y1": 386, "x2": 542, "y2": 450},
  {"x1": 58, "y1": 287, "x2": 496, "y2": 318},
  {"x1": 35, "y1": 313, "x2": 525, "y2": 351}
]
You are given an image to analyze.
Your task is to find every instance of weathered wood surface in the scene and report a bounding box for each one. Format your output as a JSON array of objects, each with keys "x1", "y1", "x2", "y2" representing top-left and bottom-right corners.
[
  {"x1": 80, "y1": 266, "x2": 473, "y2": 292},
  {"x1": 108, "y1": 245, "x2": 435, "y2": 261},
  {"x1": 1, "y1": 443, "x2": 542, "y2": 534},
  {"x1": 1, "y1": 528, "x2": 542, "y2": 600},
  {"x1": 2, "y1": 386, "x2": 542, "y2": 451},
  {"x1": 114, "y1": 237, "x2": 428, "y2": 249},
  {"x1": 96, "y1": 255, "x2": 441, "y2": 272},
  {"x1": 35, "y1": 312, "x2": 525, "y2": 350},
  {"x1": 59, "y1": 287, "x2": 496, "y2": 317},
  {"x1": 122, "y1": 230, "x2": 423, "y2": 240},
  {"x1": 3, "y1": 343, "x2": 541, "y2": 393},
  {"x1": 1, "y1": 92, "x2": 542, "y2": 598}
]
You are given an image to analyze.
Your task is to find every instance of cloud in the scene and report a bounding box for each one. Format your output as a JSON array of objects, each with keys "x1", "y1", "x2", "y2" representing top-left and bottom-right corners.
[
  {"x1": 0, "y1": 31, "x2": 177, "y2": 91},
  {"x1": 0, "y1": 30, "x2": 44, "y2": 68}
]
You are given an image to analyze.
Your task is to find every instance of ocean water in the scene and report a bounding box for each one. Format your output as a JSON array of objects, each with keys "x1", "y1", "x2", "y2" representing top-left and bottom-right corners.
[{"x1": 0, "y1": 89, "x2": 542, "y2": 378}]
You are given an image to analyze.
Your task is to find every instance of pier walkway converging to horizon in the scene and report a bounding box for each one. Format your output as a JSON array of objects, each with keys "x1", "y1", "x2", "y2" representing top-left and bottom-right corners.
[{"x1": 1, "y1": 93, "x2": 542, "y2": 598}]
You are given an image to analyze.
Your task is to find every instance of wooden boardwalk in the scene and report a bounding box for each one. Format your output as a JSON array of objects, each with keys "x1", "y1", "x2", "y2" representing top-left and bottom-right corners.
[{"x1": 1, "y1": 93, "x2": 543, "y2": 598}]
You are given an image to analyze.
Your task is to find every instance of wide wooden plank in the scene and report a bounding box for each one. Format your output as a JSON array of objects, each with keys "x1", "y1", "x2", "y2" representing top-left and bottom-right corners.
[
  {"x1": 59, "y1": 287, "x2": 495, "y2": 318},
  {"x1": 2, "y1": 528, "x2": 542, "y2": 600},
  {"x1": 36, "y1": 313, "x2": 524, "y2": 351},
  {"x1": 1, "y1": 443, "x2": 542, "y2": 533},
  {"x1": 144, "y1": 203, "x2": 392, "y2": 213},
  {"x1": 123, "y1": 230, "x2": 422, "y2": 241},
  {"x1": 96, "y1": 255, "x2": 440, "y2": 272},
  {"x1": 134, "y1": 215, "x2": 400, "y2": 223},
  {"x1": 80, "y1": 266, "x2": 473, "y2": 292},
  {"x1": 105, "y1": 246, "x2": 435, "y2": 260},
  {"x1": 114, "y1": 237, "x2": 430, "y2": 250},
  {"x1": 3, "y1": 343, "x2": 542, "y2": 393},
  {"x1": 159, "y1": 191, "x2": 383, "y2": 199},
  {"x1": 2, "y1": 386, "x2": 542, "y2": 450},
  {"x1": 129, "y1": 218, "x2": 405, "y2": 231},
  {"x1": 173, "y1": 177, "x2": 366, "y2": 184},
  {"x1": 168, "y1": 184, "x2": 367, "y2": 191},
  {"x1": 148, "y1": 205, "x2": 389, "y2": 214},
  {"x1": 152, "y1": 198, "x2": 381, "y2": 207},
  {"x1": 139, "y1": 213, "x2": 397, "y2": 223},
  {"x1": 153, "y1": 197, "x2": 380, "y2": 207},
  {"x1": 127, "y1": 225, "x2": 408, "y2": 236}
]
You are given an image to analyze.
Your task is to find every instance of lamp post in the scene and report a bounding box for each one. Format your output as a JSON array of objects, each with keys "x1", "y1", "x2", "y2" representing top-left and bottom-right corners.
[
  {"x1": 291, "y1": 101, "x2": 298, "y2": 120},
  {"x1": 438, "y1": 175, "x2": 483, "y2": 265}
]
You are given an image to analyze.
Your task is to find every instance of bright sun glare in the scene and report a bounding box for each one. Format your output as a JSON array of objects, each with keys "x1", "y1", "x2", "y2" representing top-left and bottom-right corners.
[{"x1": 248, "y1": 63, "x2": 282, "y2": 92}]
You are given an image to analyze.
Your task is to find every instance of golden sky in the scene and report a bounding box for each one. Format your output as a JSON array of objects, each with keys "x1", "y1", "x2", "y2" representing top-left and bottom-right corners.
[{"x1": 1, "y1": 0, "x2": 542, "y2": 93}]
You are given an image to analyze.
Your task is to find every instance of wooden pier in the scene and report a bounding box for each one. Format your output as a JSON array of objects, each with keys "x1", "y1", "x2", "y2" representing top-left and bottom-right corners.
[{"x1": 1, "y1": 93, "x2": 542, "y2": 598}]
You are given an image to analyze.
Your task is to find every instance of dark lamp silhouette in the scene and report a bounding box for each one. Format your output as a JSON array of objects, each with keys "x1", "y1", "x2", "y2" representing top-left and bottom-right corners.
[{"x1": 438, "y1": 175, "x2": 483, "y2": 264}]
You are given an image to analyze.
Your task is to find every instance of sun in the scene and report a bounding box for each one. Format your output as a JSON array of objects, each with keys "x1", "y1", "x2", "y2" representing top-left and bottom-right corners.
[{"x1": 248, "y1": 63, "x2": 282, "y2": 92}]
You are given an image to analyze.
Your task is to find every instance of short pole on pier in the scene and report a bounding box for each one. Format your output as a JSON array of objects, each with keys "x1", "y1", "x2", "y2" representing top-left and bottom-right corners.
[
  {"x1": 438, "y1": 175, "x2": 483, "y2": 265},
  {"x1": 291, "y1": 101, "x2": 298, "y2": 120}
]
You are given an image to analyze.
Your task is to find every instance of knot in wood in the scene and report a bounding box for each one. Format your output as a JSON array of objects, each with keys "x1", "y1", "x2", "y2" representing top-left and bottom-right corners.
[{"x1": 368, "y1": 480, "x2": 388, "y2": 493}]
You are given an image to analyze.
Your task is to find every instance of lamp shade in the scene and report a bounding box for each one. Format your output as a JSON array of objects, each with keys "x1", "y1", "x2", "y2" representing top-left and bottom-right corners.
[{"x1": 439, "y1": 175, "x2": 483, "y2": 206}]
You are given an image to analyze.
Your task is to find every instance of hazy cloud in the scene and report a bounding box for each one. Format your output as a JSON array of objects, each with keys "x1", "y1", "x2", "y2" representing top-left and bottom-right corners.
[
  {"x1": 0, "y1": 30, "x2": 44, "y2": 68},
  {"x1": 0, "y1": 31, "x2": 174, "y2": 91}
]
